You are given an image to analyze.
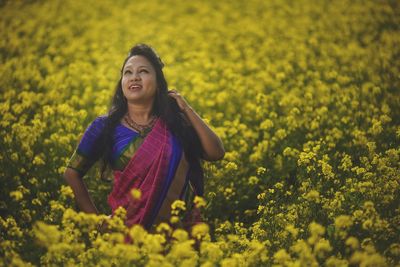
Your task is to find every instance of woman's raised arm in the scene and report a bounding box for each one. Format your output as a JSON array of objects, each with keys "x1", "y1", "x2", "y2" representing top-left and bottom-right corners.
[{"x1": 168, "y1": 90, "x2": 225, "y2": 161}]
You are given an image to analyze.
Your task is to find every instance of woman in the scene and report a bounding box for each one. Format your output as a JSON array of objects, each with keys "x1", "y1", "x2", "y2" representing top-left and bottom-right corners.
[{"x1": 63, "y1": 44, "x2": 225, "y2": 234}]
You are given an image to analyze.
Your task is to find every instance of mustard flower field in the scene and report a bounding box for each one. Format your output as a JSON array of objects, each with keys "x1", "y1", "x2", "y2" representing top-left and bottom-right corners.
[{"x1": 1, "y1": 0, "x2": 399, "y2": 266}]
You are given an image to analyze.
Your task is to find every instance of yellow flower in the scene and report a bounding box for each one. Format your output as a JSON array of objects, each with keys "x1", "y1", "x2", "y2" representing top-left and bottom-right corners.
[
  {"x1": 256, "y1": 167, "x2": 266, "y2": 175},
  {"x1": 273, "y1": 249, "x2": 291, "y2": 264},
  {"x1": 193, "y1": 196, "x2": 206, "y2": 208},
  {"x1": 225, "y1": 162, "x2": 238, "y2": 171},
  {"x1": 304, "y1": 190, "x2": 320, "y2": 203},
  {"x1": 325, "y1": 256, "x2": 349, "y2": 267},
  {"x1": 167, "y1": 240, "x2": 197, "y2": 262},
  {"x1": 32, "y1": 155, "x2": 45, "y2": 165},
  {"x1": 156, "y1": 222, "x2": 172, "y2": 235},
  {"x1": 362, "y1": 219, "x2": 373, "y2": 230},
  {"x1": 319, "y1": 160, "x2": 334, "y2": 179},
  {"x1": 350, "y1": 251, "x2": 387, "y2": 267},
  {"x1": 314, "y1": 238, "x2": 332, "y2": 259},
  {"x1": 274, "y1": 182, "x2": 284, "y2": 190},
  {"x1": 334, "y1": 215, "x2": 353, "y2": 229},
  {"x1": 9, "y1": 190, "x2": 23, "y2": 201},
  {"x1": 345, "y1": 236, "x2": 359, "y2": 250},
  {"x1": 257, "y1": 193, "x2": 266, "y2": 200},
  {"x1": 285, "y1": 224, "x2": 299, "y2": 238},
  {"x1": 32, "y1": 198, "x2": 42, "y2": 206},
  {"x1": 170, "y1": 216, "x2": 180, "y2": 224},
  {"x1": 248, "y1": 176, "x2": 259, "y2": 185},
  {"x1": 33, "y1": 221, "x2": 61, "y2": 246},
  {"x1": 172, "y1": 229, "x2": 189, "y2": 242},
  {"x1": 171, "y1": 200, "x2": 186, "y2": 211},
  {"x1": 388, "y1": 243, "x2": 400, "y2": 257},
  {"x1": 143, "y1": 233, "x2": 165, "y2": 254},
  {"x1": 200, "y1": 242, "x2": 223, "y2": 262},
  {"x1": 11, "y1": 153, "x2": 19, "y2": 162},
  {"x1": 60, "y1": 185, "x2": 74, "y2": 199},
  {"x1": 191, "y1": 223, "x2": 210, "y2": 240},
  {"x1": 309, "y1": 222, "x2": 325, "y2": 236},
  {"x1": 260, "y1": 119, "x2": 274, "y2": 130},
  {"x1": 129, "y1": 224, "x2": 147, "y2": 244},
  {"x1": 130, "y1": 188, "x2": 142, "y2": 200}
]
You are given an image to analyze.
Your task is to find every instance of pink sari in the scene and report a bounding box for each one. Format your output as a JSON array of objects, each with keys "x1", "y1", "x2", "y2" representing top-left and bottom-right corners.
[
  {"x1": 107, "y1": 118, "x2": 202, "y2": 235},
  {"x1": 108, "y1": 119, "x2": 172, "y2": 229}
]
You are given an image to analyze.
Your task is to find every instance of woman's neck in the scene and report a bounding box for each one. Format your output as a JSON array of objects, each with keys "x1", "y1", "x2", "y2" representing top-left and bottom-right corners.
[{"x1": 126, "y1": 103, "x2": 154, "y2": 124}]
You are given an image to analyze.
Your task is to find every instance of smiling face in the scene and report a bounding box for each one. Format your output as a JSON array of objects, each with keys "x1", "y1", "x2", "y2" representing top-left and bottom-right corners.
[{"x1": 121, "y1": 55, "x2": 158, "y2": 105}]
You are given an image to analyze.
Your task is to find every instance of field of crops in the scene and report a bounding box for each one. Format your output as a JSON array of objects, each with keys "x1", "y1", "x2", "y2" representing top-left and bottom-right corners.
[{"x1": 1, "y1": 0, "x2": 399, "y2": 266}]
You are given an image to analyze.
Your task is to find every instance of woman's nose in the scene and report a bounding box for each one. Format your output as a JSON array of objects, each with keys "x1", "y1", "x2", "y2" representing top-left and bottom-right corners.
[{"x1": 131, "y1": 71, "x2": 141, "y2": 81}]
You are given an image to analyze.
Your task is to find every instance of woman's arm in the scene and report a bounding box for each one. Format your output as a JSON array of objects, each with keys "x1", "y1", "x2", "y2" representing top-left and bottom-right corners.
[
  {"x1": 63, "y1": 168, "x2": 99, "y2": 214},
  {"x1": 168, "y1": 90, "x2": 225, "y2": 161}
]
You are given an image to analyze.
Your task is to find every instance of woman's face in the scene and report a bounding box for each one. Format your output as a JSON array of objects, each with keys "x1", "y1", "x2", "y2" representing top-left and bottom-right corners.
[{"x1": 121, "y1": 55, "x2": 157, "y2": 105}]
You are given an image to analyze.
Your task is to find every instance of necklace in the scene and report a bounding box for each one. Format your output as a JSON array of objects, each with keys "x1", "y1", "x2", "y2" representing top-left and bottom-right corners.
[{"x1": 124, "y1": 113, "x2": 157, "y2": 137}]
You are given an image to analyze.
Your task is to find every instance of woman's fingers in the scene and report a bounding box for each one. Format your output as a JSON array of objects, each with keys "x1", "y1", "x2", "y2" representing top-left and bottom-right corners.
[
  {"x1": 168, "y1": 90, "x2": 189, "y2": 111},
  {"x1": 168, "y1": 92, "x2": 176, "y2": 96},
  {"x1": 168, "y1": 90, "x2": 181, "y2": 100}
]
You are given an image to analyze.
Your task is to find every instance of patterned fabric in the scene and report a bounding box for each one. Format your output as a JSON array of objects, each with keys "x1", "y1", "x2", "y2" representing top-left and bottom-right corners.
[
  {"x1": 67, "y1": 116, "x2": 144, "y2": 175},
  {"x1": 67, "y1": 115, "x2": 201, "y2": 230},
  {"x1": 108, "y1": 118, "x2": 174, "y2": 228}
]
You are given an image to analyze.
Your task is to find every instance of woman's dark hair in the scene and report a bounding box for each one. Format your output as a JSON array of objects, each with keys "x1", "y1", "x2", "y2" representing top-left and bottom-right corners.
[{"x1": 97, "y1": 43, "x2": 204, "y2": 195}]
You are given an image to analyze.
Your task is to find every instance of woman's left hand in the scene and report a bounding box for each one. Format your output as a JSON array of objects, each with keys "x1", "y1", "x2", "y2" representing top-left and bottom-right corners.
[
  {"x1": 168, "y1": 89, "x2": 190, "y2": 112},
  {"x1": 168, "y1": 90, "x2": 225, "y2": 161}
]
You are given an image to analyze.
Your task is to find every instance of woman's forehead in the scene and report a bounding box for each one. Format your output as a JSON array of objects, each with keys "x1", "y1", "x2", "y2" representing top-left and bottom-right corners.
[{"x1": 124, "y1": 55, "x2": 152, "y2": 68}]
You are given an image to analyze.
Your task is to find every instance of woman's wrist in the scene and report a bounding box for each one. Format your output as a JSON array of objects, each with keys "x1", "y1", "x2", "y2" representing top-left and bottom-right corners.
[{"x1": 182, "y1": 104, "x2": 192, "y2": 114}]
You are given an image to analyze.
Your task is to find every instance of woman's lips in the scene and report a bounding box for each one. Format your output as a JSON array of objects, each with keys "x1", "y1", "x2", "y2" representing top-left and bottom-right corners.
[{"x1": 128, "y1": 85, "x2": 142, "y2": 91}]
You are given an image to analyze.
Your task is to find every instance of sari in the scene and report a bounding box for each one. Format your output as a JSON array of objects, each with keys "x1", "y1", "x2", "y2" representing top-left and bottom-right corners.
[{"x1": 67, "y1": 115, "x2": 202, "y2": 233}]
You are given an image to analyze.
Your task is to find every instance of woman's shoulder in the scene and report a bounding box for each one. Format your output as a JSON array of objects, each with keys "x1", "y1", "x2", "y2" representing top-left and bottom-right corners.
[
  {"x1": 83, "y1": 115, "x2": 108, "y2": 135},
  {"x1": 72, "y1": 115, "x2": 109, "y2": 164},
  {"x1": 92, "y1": 114, "x2": 108, "y2": 124},
  {"x1": 89, "y1": 114, "x2": 108, "y2": 126}
]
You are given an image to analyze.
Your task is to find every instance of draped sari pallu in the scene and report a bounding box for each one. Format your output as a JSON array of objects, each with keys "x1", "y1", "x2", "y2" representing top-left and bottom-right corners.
[{"x1": 107, "y1": 118, "x2": 202, "y2": 240}]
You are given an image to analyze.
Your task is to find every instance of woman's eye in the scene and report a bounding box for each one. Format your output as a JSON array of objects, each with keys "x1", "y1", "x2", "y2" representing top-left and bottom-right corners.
[{"x1": 124, "y1": 69, "x2": 147, "y2": 75}]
